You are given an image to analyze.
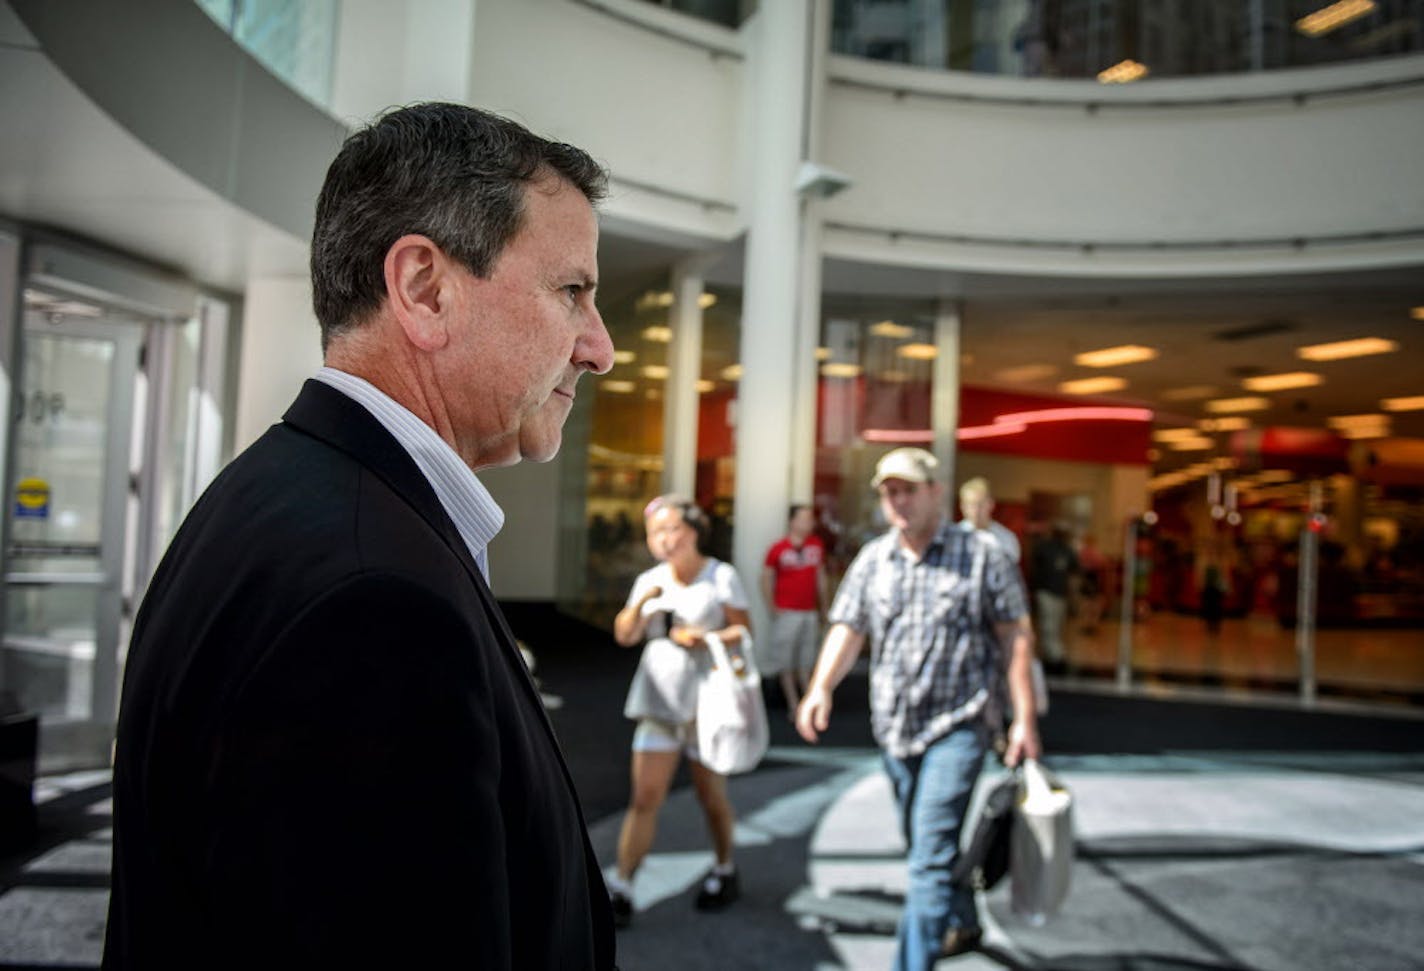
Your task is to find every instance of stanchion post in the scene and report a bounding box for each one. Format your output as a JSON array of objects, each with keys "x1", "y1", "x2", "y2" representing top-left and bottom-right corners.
[
  {"x1": 1296, "y1": 480, "x2": 1322, "y2": 707},
  {"x1": 1117, "y1": 517, "x2": 1138, "y2": 691}
]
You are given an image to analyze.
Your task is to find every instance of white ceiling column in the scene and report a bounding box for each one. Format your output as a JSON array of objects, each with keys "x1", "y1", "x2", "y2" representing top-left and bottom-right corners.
[{"x1": 734, "y1": 0, "x2": 826, "y2": 625}]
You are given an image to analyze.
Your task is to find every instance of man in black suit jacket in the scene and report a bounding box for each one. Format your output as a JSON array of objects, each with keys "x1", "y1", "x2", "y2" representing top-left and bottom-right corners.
[{"x1": 104, "y1": 103, "x2": 617, "y2": 969}]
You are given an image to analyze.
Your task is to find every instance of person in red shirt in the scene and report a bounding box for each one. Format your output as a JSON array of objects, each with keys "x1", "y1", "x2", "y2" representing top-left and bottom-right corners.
[{"x1": 760, "y1": 505, "x2": 829, "y2": 712}]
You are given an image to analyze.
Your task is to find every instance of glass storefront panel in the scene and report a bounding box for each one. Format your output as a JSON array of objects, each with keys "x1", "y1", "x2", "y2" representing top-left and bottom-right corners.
[
  {"x1": 694, "y1": 285, "x2": 741, "y2": 563},
  {"x1": 194, "y1": 0, "x2": 339, "y2": 108},
  {"x1": 814, "y1": 297, "x2": 939, "y2": 586},
  {"x1": 831, "y1": 0, "x2": 1424, "y2": 79},
  {"x1": 958, "y1": 290, "x2": 1424, "y2": 708},
  {"x1": 581, "y1": 275, "x2": 671, "y2": 624}
]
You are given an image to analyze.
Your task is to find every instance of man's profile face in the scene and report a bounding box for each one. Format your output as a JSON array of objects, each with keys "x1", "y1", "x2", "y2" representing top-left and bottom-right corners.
[
  {"x1": 960, "y1": 490, "x2": 994, "y2": 529},
  {"x1": 439, "y1": 176, "x2": 614, "y2": 469},
  {"x1": 878, "y1": 479, "x2": 942, "y2": 536}
]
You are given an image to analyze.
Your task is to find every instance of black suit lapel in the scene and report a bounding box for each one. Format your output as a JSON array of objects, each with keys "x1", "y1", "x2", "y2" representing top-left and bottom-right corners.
[{"x1": 279, "y1": 380, "x2": 558, "y2": 738}]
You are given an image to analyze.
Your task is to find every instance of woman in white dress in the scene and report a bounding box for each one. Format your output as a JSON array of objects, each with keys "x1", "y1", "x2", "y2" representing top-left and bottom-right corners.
[{"x1": 606, "y1": 495, "x2": 752, "y2": 928}]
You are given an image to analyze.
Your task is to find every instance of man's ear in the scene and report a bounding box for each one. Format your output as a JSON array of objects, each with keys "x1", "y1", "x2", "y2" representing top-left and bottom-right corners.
[{"x1": 384, "y1": 234, "x2": 453, "y2": 352}]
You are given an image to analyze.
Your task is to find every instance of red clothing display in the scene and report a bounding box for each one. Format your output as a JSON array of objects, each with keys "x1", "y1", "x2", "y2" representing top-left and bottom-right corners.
[{"x1": 764, "y1": 535, "x2": 824, "y2": 610}]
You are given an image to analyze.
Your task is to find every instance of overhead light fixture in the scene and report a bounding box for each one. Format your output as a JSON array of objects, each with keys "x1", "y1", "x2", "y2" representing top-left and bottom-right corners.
[
  {"x1": 1154, "y1": 428, "x2": 1205, "y2": 443},
  {"x1": 1328, "y1": 414, "x2": 1391, "y2": 439},
  {"x1": 1328, "y1": 413, "x2": 1389, "y2": 428},
  {"x1": 1295, "y1": 0, "x2": 1376, "y2": 37},
  {"x1": 1161, "y1": 385, "x2": 1219, "y2": 402},
  {"x1": 698, "y1": 293, "x2": 717, "y2": 309},
  {"x1": 1206, "y1": 396, "x2": 1270, "y2": 413},
  {"x1": 1098, "y1": 59, "x2": 1149, "y2": 83},
  {"x1": 1411, "y1": 307, "x2": 1424, "y2": 321},
  {"x1": 869, "y1": 320, "x2": 913, "y2": 339},
  {"x1": 641, "y1": 364, "x2": 669, "y2": 380},
  {"x1": 1074, "y1": 344, "x2": 1159, "y2": 368},
  {"x1": 815, "y1": 346, "x2": 832, "y2": 361},
  {"x1": 1168, "y1": 437, "x2": 1215, "y2": 451},
  {"x1": 1059, "y1": 376, "x2": 1127, "y2": 395},
  {"x1": 641, "y1": 325, "x2": 672, "y2": 342},
  {"x1": 995, "y1": 364, "x2": 1058, "y2": 383},
  {"x1": 635, "y1": 291, "x2": 676, "y2": 311},
  {"x1": 821, "y1": 363, "x2": 862, "y2": 378},
  {"x1": 601, "y1": 379, "x2": 636, "y2": 394},
  {"x1": 1198, "y1": 416, "x2": 1251, "y2": 432},
  {"x1": 695, "y1": 379, "x2": 716, "y2": 394},
  {"x1": 613, "y1": 350, "x2": 636, "y2": 365},
  {"x1": 897, "y1": 343, "x2": 938, "y2": 360},
  {"x1": 1241, "y1": 372, "x2": 1322, "y2": 392},
  {"x1": 878, "y1": 370, "x2": 912, "y2": 383},
  {"x1": 720, "y1": 364, "x2": 742, "y2": 381},
  {"x1": 1297, "y1": 337, "x2": 1398, "y2": 361},
  {"x1": 1382, "y1": 395, "x2": 1424, "y2": 411}
]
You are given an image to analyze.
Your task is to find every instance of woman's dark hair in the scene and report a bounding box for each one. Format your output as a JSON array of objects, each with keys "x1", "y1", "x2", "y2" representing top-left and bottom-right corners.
[{"x1": 311, "y1": 102, "x2": 608, "y2": 349}]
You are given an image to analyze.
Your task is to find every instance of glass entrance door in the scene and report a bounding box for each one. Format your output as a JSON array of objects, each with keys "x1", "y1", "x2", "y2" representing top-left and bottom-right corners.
[{"x1": 2, "y1": 310, "x2": 144, "y2": 769}]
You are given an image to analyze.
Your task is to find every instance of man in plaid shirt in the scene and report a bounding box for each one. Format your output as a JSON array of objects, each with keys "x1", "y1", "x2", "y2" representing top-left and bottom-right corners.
[{"x1": 796, "y1": 447, "x2": 1040, "y2": 969}]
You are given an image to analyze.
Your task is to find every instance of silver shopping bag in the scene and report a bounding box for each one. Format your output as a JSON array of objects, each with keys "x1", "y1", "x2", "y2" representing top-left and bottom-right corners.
[{"x1": 1010, "y1": 758, "x2": 1073, "y2": 924}]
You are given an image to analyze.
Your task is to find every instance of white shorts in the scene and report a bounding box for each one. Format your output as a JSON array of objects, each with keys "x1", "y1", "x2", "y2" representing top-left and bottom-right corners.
[
  {"x1": 632, "y1": 717, "x2": 701, "y2": 762},
  {"x1": 766, "y1": 610, "x2": 820, "y2": 675}
]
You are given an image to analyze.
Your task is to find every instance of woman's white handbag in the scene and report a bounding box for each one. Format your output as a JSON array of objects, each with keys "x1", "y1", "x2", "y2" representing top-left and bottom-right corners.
[
  {"x1": 623, "y1": 636, "x2": 700, "y2": 724},
  {"x1": 696, "y1": 630, "x2": 769, "y2": 775},
  {"x1": 1010, "y1": 758, "x2": 1074, "y2": 924}
]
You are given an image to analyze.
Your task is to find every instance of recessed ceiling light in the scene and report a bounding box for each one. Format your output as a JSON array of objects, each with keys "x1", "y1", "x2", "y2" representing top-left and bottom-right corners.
[
  {"x1": 1382, "y1": 395, "x2": 1424, "y2": 411},
  {"x1": 641, "y1": 325, "x2": 672, "y2": 342},
  {"x1": 1059, "y1": 376, "x2": 1127, "y2": 395},
  {"x1": 1167, "y1": 437, "x2": 1215, "y2": 451},
  {"x1": 897, "y1": 343, "x2": 938, "y2": 360},
  {"x1": 695, "y1": 379, "x2": 716, "y2": 393},
  {"x1": 1074, "y1": 345, "x2": 1159, "y2": 368},
  {"x1": 601, "y1": 380, "x2": 636, "y2": 394},
  {"x1": 1198, "y1": 416, "x2": 1251, "y2": 432},
  {"x1": 612, "y1": 350, "x2": 636, "y2": 365},
  {"x1": 720, "y1": 364, "x2": 742, "y2": 381},
  {"x1": 641, "y1": 365, "x2": 668, "y2": 380},
  {"x1": 1241, "y1": 372, "x2": 1322, "y2": 392},
  {"x1": 1205, "y1": 396, "x2": 1271, "y2": 413},
  {"x1": 1161, "y1": 385, "x2": 1219, "y2": 402},
  {"x1": 1297, "y1": 337, "x2": 1399, "y2": 361},
  {"x1": 869, "y1": 320, "x2": 913, "y2": 339},
  {"x1": 1098, "y1": 59, "x2": 1149, "y2": 83},
  {"x1": 815, "y1": 346, "x2": 832, "y2": 361},
  {"x1": 821, "y1": 363, "x2": 862, "y2": 378},
  {"x1": 698, "y1": 293, "x2": 717, "y2": 309},
  {"x1": 1153, "y1": 428, "x2": 1204, "y2": 443},
  {"x1": 1411, "y1": 307, "x2": 1424, "y2": 322},
  {"x1": 995, "y1": 364, "x2": 1058, "y2": 383},
  {"x1": 1327, "y1": 413, "x2": 1390, "y2": 429},
  {"x1": 1295, "y1": 0, "x2": 1377, "y2": 38}
]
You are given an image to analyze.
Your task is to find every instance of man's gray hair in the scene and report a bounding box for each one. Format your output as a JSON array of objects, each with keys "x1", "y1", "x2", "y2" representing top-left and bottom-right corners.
[{"x1": 310, "y1": 102, "x2": 608, "y2": 348}]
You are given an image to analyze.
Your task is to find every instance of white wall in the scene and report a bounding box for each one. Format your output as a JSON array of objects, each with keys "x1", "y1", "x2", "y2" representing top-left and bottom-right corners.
[
  {"x1": 465, "y1": 0, "x2": 745, "y2": 241},
  {"x1": 234, "y1": 276, "x2": 323, "y2": 452},
  {"x1": 330, "y1": 0, "x2": 476, "y2": 125},
  {"x1": 820, "y1": 55, "x2": 1424, "y2": 277}
]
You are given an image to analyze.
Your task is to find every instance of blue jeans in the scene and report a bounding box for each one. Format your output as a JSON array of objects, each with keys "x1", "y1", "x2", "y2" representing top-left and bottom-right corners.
[{"x1": 882, "y1": 724, "x2": 988, "y2": 971}]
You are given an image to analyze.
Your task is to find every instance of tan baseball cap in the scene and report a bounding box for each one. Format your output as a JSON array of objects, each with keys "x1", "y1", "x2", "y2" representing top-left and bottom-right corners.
[{"x1": 871, "y1": 447, "x2": 939, "y2": 488}]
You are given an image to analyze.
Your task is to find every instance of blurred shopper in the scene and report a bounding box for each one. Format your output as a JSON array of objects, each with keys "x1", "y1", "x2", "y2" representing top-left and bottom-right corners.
[
  {"x1": 760, "y1": 503, "x2": 829, "y2": 713},
  {"x1": 1032, "y1": 523, "x2": 1079, "y2": 669},
  {"x1": 796, "y1": 448, "x2": 1040, "y2": 969},
  {"x1": 610, "y1": 496, "x2": 752, "y2": 927},
  {"x1": 958, "y1": 476, "x2": 1021, "y2": 563},
  {"x1": 104, "y1": 104, "x2": 617, "y2": 970}
]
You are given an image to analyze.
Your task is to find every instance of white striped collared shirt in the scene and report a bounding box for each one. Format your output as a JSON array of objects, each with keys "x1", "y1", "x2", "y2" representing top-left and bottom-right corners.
[{"x1": 314, "y1": 367, "x2": 504, "y2": 583}]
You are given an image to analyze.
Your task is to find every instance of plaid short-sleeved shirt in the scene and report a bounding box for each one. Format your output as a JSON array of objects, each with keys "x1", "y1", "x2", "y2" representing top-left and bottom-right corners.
[{"x1": 828, "y1": 518, "x2": 1028, "y2": 758}]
